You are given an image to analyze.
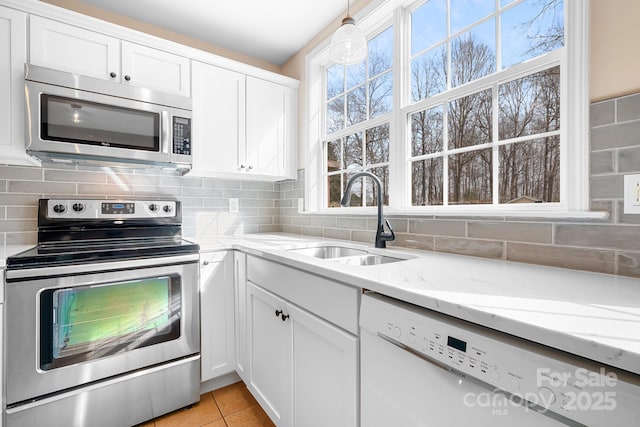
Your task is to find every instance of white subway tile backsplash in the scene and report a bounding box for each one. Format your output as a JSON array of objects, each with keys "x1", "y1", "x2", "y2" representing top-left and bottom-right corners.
[
  {"x1": 618, "y1": 146, "x2": 640, "y2": 173},
  {"x1": 590, "y1": 99, "x2": 615, "y2": 127},
  {"x1": 616, "y1": 93, "x2": 640, "y2": 122},
  {"x1": 9, "y1": 180, "x2": 76, "y2": 194},
  {"x1": 0, "y1": 164, "x2": 282, "y2": 244},
  {"x1": 0, "y1": 166, "x2": 43, "y2": 180}
]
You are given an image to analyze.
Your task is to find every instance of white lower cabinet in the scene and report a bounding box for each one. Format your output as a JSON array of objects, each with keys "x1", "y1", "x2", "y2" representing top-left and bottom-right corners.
[
  {"x1": 245, "y1": 256, "x2": 359, "y2": 427},
  {"x1": 1, "y1": 268, "x2": 4, "y2": 427},
  {"x1": 247, "y1": 283, "x2": 289, "y2": 425},
  {"x1": 234, "y1": 251, "x2": 249, "y2": 382},
  {"x1": 200, "y1": 251, "x2": 235, "y2": 381},
  {"x1": 0, "y1": 303, "x2": 3, "y2": 427},
  {"x1": 288, "y1": 300, "x2": 358, "y2": 427}
]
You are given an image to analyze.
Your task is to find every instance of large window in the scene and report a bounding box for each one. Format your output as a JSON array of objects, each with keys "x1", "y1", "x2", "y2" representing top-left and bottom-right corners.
[
  {"x1": 325, "y1": 26, "x2": 394, "y2": 207},
  {"x1": 309, "y1": 0, "x2": 588, "y2": 214},
  {"x1": 409, "y1": 0, "x2": 562, "y2": 207}
]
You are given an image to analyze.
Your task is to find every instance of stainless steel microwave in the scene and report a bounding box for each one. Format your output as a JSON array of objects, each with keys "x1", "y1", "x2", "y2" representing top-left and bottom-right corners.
[{"x1": 24, "y1": 64, "x2": 192, "y2": 174}]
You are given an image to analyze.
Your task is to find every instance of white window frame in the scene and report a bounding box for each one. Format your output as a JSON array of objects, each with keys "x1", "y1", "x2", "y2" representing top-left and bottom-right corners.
[{"x1": 304, "y1": 0, "x2": 592, "y2": 218}]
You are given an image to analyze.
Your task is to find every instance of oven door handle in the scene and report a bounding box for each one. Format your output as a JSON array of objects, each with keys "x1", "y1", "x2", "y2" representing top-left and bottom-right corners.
[{"x1": 5, "y1": 253, "x2": 199, "y2": 281}]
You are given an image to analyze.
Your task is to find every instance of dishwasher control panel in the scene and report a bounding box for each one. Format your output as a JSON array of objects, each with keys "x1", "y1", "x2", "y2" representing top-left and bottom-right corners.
[{"x1": 360, "y1": 292, "x2": 640, "y2": 427}]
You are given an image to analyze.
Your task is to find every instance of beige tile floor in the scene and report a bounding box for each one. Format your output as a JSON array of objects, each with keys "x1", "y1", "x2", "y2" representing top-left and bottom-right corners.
[{"x1": 137, "y1": 381, "x2": 275, "y2": 427}]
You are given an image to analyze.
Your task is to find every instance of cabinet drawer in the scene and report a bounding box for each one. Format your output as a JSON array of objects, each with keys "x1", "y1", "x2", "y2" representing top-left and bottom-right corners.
[{"x1": 247, "y1": 256, "x2": 359, "y2": 335}]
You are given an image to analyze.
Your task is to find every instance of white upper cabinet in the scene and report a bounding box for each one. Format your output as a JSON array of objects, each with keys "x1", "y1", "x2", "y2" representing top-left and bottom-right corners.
[
  {"x1": 245, "y1": 76, "x2": 292, "y2": 177},
  {"x1": 2, "y1": 2, "x2": 297, "y2": 171},
  {"x1": 191, "y1": 61, "x2": 245, "y2": 175},
  {"x1": 29, "y1": 15, "x2": 119, "y2": 81},
  {"x1": 0, "y1": 6, "x2": 37, "y2": 166},
  {"x1": 29, "y1": 16, "x2": 190, "y2": 96},
  {"x1": 191, "y1": 63, "x2": 297, "y2": 180},
  {"x1": 121, "y1": 41, "x2": 190, "y2": 97}
]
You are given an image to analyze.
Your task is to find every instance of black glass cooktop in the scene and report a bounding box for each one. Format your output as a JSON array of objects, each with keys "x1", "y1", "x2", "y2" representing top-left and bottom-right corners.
[{"x1": 7, "y1": 237, "x2": 200, "y2": 269}]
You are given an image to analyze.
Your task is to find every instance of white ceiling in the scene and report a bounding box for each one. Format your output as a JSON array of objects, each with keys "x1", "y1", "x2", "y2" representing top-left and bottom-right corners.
[{"x1": 75, "y1": 0, "x2": 348, "y2": 66}]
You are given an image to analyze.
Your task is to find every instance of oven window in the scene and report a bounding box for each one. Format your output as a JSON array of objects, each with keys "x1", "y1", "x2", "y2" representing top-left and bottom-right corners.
[
  {"x1": 40, "y1": 275, "x2": 180, "y2": 370},
  {"x1": 41, "y1": 94, "x2": 160, "y2": 151}
]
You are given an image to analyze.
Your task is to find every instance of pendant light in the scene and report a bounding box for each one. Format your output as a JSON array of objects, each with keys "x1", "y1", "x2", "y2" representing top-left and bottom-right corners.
[{"x1": 329, "y1": 0, "x2": 367, "y2": 65}]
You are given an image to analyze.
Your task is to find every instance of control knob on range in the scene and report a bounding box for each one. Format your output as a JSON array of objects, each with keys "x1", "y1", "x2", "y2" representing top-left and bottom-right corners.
[
  {"x1": 148, "y1": 203, "x2": 159, "y2": 212},
  {"x1": 72, "y1": 203, "x2": 85, "y2": 213},
  {"x1": 163, "y1": 204, "x2": 174, "y2": 214},
  {"x1": 53, "y1": 204, "x2": 66, "y2": 214}
]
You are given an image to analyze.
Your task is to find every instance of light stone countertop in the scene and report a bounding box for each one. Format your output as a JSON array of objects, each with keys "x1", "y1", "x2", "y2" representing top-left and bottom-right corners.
[
  {"x1": 4, "y1": 233, "x2": 640, "y2": 375},
  {"x1": 196, "y1": 233, "x2": 640, "y2": 376}
]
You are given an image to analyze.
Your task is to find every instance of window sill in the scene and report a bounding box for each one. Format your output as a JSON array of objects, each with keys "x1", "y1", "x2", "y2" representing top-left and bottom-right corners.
[{"x1": 302, "y1": 207, "x2": 609, "y2": 221}]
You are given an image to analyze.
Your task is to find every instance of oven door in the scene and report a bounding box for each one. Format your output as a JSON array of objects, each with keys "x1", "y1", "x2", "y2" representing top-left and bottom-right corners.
[{"x1": 5, "y1": 255, "x2": 199, "y2": 406}]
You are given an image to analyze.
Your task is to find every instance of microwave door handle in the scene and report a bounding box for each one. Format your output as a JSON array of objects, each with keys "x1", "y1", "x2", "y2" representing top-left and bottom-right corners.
[{"x1": 161, "y1": 111, "x2": 170, "y2": 154}]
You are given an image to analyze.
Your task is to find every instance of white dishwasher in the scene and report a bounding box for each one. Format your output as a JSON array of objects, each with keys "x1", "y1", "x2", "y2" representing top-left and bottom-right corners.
[{"x1": 360, "y1": 292, "x2": 640, "y2": 427}]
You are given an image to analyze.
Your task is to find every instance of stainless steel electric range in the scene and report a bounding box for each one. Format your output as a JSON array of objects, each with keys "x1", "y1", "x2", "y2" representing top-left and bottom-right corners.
[{"x1": 5, "y1": 199, "x2": 200, "y2": 427}]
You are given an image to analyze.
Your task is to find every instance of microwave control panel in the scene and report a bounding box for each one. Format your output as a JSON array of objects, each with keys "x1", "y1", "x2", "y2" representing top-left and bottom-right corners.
[{"x1": 173, "y1": 116, "x2": 191, "y2": 155}]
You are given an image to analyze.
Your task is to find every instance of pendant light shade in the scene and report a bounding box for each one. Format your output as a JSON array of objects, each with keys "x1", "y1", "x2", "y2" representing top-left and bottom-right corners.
[{"x1": 330, "y1": 2, "x2": 367, "y2": 65}]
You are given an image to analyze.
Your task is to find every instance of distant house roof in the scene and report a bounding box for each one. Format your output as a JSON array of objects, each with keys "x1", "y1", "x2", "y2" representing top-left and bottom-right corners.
[{"x1": 507, "y1": 196, "x2": 544, "y2": 204}]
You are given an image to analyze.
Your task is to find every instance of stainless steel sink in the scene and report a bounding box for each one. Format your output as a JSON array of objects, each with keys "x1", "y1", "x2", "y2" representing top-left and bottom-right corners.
[
  {"x1": 286, "y1": 244, "x2": 408, "y2": 266},
  {"x1": 330, "y1": 254, "x2": 404, "y2": 266},
  {"x1": 286, "y1": 245, "x2": 368, "y2": 259}
]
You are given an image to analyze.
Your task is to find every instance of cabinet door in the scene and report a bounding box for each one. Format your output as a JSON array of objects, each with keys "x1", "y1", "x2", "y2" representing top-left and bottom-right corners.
[
  {"x1": 191, "y1": 61, "x2": 245, "y2": 176},
  {"x1": 289, "y1": 303, "x2": 359, "y2": 427},
  {"x1": 247, "y1": 282, "x2": 288, "y2": 426},
  {"x1": 0, "y1": 303, "x2": 3, "y2": 427},
  {"x1": 233, "y1": 252, "x2": 249, "y2": 382},
  {"x1": 0, "y1": 269, "x2": 3, "y2": 427},
  {"x1": 245, "y1": 77, "x2": 291, "y2": 176},
  {"x1": 29, "y1": 15, "x2": 119, "y2": 81},
  {"x1": 121, "y1": 41, "x2": 190, "y2": 96},
  {"x1": 200, "y1": 251, "x2": 235, "y2": 382},
  {"x1": 0, "y1": 7, "x2": 36, "y2": 166}
]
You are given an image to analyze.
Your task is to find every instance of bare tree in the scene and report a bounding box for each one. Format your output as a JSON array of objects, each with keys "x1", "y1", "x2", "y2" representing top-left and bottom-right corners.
[
  {"x1": 523, "y1": 0, "x2": 564, "y2": 56},
  {"x1": 326, "y1": 45, "x2": 393, "y2": 207},
  {"x1": 447, "y1": 34, "x2": 494, "y2": 204},
  {"x1": 498, "y1": 66, "x2": 560, "y2": 203}
]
